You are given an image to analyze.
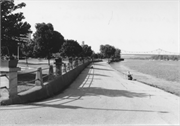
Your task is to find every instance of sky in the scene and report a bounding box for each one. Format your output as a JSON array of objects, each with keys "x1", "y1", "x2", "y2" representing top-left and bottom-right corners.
[{"x1": 15, "y1": 0, "x2": 179, "y2": 53}]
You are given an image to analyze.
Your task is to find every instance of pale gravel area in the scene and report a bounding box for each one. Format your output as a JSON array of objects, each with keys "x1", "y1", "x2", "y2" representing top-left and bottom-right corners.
[{"x1": 0, "y1": 61, "x2": 179, "y2": 125}]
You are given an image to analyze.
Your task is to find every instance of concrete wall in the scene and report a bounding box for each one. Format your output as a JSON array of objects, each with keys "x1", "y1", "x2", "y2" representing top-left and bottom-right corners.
[{"x1": 1, "y1": 62, "x2": 91, "y2": 105}]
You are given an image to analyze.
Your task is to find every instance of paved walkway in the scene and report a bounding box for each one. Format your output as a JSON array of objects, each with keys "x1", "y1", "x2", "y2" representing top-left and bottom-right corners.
[{"x1": 0, "y1": 61, "x2": 179, "y2": 125}]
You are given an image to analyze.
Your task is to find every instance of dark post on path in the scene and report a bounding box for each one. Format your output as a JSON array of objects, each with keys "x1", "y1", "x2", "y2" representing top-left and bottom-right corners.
[{"x1": 54, "y1": 58, "x2": 62, "y2": 76}]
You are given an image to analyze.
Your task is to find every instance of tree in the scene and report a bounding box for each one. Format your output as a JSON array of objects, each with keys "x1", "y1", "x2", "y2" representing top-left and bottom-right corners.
[
  {"x1": 100, "y1": 44, "x2": 115, "y2": 59},
  {"x1": 100, "y1": 45, "x2": 106, "y2": 58},
  {"x1": 60, "y1": 40, "x2": 82, "y2": 58},
  {"x1": 1, "y1": 0, "x2": 31, "y2": 56},
  {"x1": 95, "y1": 53, "x2": 103, "y2": 59},
  {"x1": 100, "y1": 45, "x2": 105, "y2": 57},
  {"x1": 114, "y1": 48, "x2": 121, "y2": 59},
  {"x1": 52, "y1": 31, "x2": 65, "y2": 53},
  {"x1": 33, "y1": 23, "x2": 64, "y2": 65},
  {"x1": 33, "y1": 23, "x2": 53, "y2": 60},
  {"x1": 82, "y1": 44, "x2": 93, "y2": 57}
]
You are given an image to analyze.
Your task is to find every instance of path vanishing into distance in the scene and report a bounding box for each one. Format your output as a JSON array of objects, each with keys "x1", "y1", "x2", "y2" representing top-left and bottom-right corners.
[{"x1": 0, "y1": 61, "x2": 179, "y2": 125}]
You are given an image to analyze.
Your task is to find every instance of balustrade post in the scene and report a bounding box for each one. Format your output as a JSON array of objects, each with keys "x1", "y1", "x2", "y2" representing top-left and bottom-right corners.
[
  {"x1": 35, "y1": 67, "x2": 43, "y2": 86},
  {"x1": 76, "y1": 58, "x2": 79, "y2": 66},
  {"x1": 63, "y1": 63, "x2": 67, "y2": 73},
  {"x1": 67, "y1": 63, "x2": 70, "y2": 71},
  {"x1": 54, "y1": 58, "x2": 62, "y2": 76},
  {"x1": 0, "y1": 67, "x2": 21, "y2": 99},
  {"x1": 48, "y1": 65, "x2": 54, "y2": 81}
]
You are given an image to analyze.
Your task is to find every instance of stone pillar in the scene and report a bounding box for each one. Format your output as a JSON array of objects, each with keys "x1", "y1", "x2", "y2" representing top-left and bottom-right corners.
[
  {"x1": 73, "y1": 60, "x2": 76, "y2": 69},
  {"x1": 0, "y1": 67, "x2": 21, "y2": 98},
  {"x1": 35, "y1": 67, "x2": 43, "y2": 86},
  {"x1": 63, "y1": 63, "x2": 67, "y2": 73},
  {"x1": 68, "y1": 57, "x2": 73, "y2": 70},
  {"x1": 67, "y1": 63, "x2": 70, "y2": 71},
  {"x1": 48, "y1": 65, "x2": 54, "y2": 81},
  {"x1": 82, "y1": 57, "x2": 84, "y2": 64},
  {"x1": 54, "y1": 58, "x2": 62, "y2": 76},
  {"x1": 76, "y1": 59, "x2": 79, "y2": 66}
]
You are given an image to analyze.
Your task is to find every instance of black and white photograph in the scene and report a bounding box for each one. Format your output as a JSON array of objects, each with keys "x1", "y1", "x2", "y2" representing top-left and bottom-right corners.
[{"x1": 0, "y1": 0, "x2": 179, "y2": 125}]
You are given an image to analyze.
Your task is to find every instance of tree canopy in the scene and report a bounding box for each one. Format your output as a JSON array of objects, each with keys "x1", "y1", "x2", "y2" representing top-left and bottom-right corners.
[
  {"x1": 100, "y1": 44, "x2": 116, "y2": 58},
  {"x1": 60, "y1": 40, "x2": 82, "y2": 58},
  {"x1": 100, "y1": 44, "x2": 121, "y2": 59},
  {"x1": 33, "y1": 23, "x2": 65, "y2": 59},
  {"x1": 114, "y1": 48, "x2": 121, "y2": 59},
  {"x1": 1, "y1": 0, "x2": 31, "y2": 56},
  {"x1": 1, "y1": 0, "x2": 95, "y2": 61},
  {"x1": 82, "y1": 44, "x2": 93, "y2": 57}
]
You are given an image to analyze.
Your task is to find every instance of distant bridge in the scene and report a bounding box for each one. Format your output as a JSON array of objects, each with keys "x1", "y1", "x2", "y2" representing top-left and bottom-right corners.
[{"x1": 121, "y1": 48, "x2": 180, "y2": 55}]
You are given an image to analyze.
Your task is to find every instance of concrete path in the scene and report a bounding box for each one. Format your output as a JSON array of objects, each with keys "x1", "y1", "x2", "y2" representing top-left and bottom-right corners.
[{"x1": 0, "y1": 61, "x2": 179, "y2": 125}]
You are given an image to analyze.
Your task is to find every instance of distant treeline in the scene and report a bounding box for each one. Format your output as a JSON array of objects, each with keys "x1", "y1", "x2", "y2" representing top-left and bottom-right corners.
[{"x1": 150, "y1": 55, "x2": 180, "y2": 61}]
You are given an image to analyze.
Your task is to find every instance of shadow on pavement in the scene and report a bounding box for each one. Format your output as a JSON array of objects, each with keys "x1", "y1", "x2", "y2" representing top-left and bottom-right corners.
[
  {"x1": 88, "y1": 73, "x2": 110, "y2": 77},
  {"x1": 34, "y1": 63, "x2": 94, "y2": 103},
  {"x1": 92, "y1": 62, "x2": 106, "y2": 66},
  {"x1": 0, "y1": 102, "x2": 168, "y2": 114},
  {"x1": 63, "y1": 87, "x2": 149, "y2": 98},
  {"x1": 92, "y1": 67, "x2": 113, "y2": 71}
]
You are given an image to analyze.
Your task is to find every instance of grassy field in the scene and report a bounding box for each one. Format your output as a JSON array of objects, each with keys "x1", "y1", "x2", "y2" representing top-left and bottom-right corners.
[
  {"x1": 17, "y1": 58, "x2": 75, "y2": 93},
  {"x1": 17, "y1": 59, "x2": 55, "y2": 93},
  {"x1": 120, "y1": 59, "x2": 180, "y2": 82},
  {"x1": 110, "y1": 59, "x2": 180, "y2": 96}
]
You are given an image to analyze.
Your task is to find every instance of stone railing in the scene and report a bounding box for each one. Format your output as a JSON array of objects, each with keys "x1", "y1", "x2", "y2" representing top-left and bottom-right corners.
[{"x1": 0, "y1": 58, "x2": 91, "y2": 105}]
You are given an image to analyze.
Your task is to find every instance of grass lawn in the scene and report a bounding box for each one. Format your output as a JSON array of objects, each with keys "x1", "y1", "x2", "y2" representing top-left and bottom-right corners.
[
  {"x1": 120, "y1": 59, "x2": 180, "y2": 82},
  {"x1": 110, "y1": 59, "x2": 180, "y2": 96},
  {"x1": 17, "y1": 58, "x2": 72, "y2": 93},
  {"x1": 17, "y1": 59, "x2": 54, "y2": 93}
]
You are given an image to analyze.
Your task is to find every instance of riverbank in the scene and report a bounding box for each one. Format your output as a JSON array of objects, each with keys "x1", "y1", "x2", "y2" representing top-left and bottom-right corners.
[{"x1": 110, "y1": 60, "x2": 180, "y2": 96}]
